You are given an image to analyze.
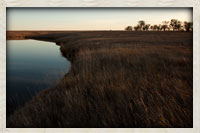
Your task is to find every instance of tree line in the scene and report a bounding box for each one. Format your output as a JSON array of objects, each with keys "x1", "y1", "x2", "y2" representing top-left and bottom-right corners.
[{"x1": 125, "y1": 19, "x2": 193, "y2": 32}]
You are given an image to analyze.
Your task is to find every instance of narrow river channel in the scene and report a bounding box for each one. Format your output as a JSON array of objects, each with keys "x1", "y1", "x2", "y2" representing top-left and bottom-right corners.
[{"x1": 6, "y1": 40, "x2": 70, "y2": 116}]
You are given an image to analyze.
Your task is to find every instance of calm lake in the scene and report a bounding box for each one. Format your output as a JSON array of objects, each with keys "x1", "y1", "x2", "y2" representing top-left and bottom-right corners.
[{"x1": 6, "y1": 40, "x2": 70, "y2": 116}]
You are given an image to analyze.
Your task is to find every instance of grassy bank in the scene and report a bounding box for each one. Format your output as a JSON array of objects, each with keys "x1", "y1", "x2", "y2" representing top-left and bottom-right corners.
[
  {"x1": 7, "y1": 31, "x2": 73, "y2": 40},
  {"x1": 7, "y1": 31, "x2": 193, "y2": 128}
]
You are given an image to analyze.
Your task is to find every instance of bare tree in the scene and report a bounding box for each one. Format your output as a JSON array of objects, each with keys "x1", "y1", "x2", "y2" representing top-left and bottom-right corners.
[
  {"x1": 170, "y1": 19, "x2": 178, "y2": 31},
  {"x1": 143, "y1": 24, "x2": 150, "y2": 31},
  {"x1": 161, "y1": 21, "x2": 169, "y2": 31},
  {"x1": 125, "y1": 26, "x2": 133, "y2": 31},
  {"x1": 150, "y1": 25, "x2": 154, "y2": 31},
  {"x1": 176, "y1": 21, "x2": 182, "y2": 31},
  {"x1": 134, "y1": 25, "x2": 140, "y2": 31},
  {"x1": 157, "y1": 24, "x2": 162, "y2": 31},
  {"x1": 184, "y1": 21, "x2": 193, "y2": 32},
  {"x1": 153, "y1": 25, "x2": 158, "y2": 31},
  {"x1": 138, "y1": 20, "x2": 145, "y2": 31}
]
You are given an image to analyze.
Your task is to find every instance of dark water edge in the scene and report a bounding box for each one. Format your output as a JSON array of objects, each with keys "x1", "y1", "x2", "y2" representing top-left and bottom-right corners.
[{"x1": 6, "y1": 40, "x2": 70, "y2": 117}]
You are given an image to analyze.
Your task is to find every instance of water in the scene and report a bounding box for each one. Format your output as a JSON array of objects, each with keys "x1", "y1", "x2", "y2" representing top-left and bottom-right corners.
[{"x1": 6, "y1": 40, "x2": 70, "y2": 116}]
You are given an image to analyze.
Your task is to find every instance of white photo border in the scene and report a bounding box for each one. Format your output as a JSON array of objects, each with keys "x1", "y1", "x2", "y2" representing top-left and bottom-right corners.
[{"x1": 0, "y1": 0, "x2": 200, "y2": 133}]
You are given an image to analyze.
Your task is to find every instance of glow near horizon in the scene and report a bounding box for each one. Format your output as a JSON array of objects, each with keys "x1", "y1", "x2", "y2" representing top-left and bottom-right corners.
[{"x1": 7, "y1": 8, "x2": 192, "y2": 31}]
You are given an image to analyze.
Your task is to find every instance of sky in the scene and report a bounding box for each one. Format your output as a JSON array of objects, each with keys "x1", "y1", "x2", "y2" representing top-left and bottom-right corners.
[{"x1": 7, "y1": 8, "x2": 192, "y2": 31}]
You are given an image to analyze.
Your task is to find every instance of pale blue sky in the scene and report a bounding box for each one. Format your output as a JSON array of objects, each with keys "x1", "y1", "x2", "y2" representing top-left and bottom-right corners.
[{"x1": 7, "y1": 8, "x2": 192, "y2": 31}]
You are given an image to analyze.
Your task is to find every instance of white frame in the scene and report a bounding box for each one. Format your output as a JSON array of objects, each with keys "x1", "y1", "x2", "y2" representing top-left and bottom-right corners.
[{"x1": 0, "y1": 0, "x2": 200, "y2": 133}]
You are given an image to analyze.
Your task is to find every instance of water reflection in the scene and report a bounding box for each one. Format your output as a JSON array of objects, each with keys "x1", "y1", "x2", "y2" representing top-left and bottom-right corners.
[{"x1": 6, "y1": 40, "x2": 70, "y2": 117}]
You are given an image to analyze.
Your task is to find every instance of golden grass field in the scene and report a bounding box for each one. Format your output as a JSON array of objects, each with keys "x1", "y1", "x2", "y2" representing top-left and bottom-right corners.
[
  {"x1": 7, "y1": 31, "x2": 70, "y2": 40},
  {"x1": 7, "y1": 31, "x2": 193, "y2": 128}
]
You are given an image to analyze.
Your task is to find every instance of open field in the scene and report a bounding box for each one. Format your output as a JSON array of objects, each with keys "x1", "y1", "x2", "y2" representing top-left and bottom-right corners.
[
  {"x1": 7, "y1": 31, "x2": 193, "y2": 128},
  {"x1": 7, "y1": 31, "x2": 73, "y2": 40}
]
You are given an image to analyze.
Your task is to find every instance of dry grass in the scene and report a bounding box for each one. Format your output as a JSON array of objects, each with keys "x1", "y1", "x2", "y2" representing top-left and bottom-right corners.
[
  {"x1": 6, "y1": 31, "x2": 71, "y2": 40},
  {"x1": 7, "y1": 31, "x2": 193, "y2": 128}
]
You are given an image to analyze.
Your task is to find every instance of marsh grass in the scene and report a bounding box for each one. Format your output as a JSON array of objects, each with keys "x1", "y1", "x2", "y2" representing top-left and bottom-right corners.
[{"x1": 7, "y1": 31, "x2": 192, "y2": 128}]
